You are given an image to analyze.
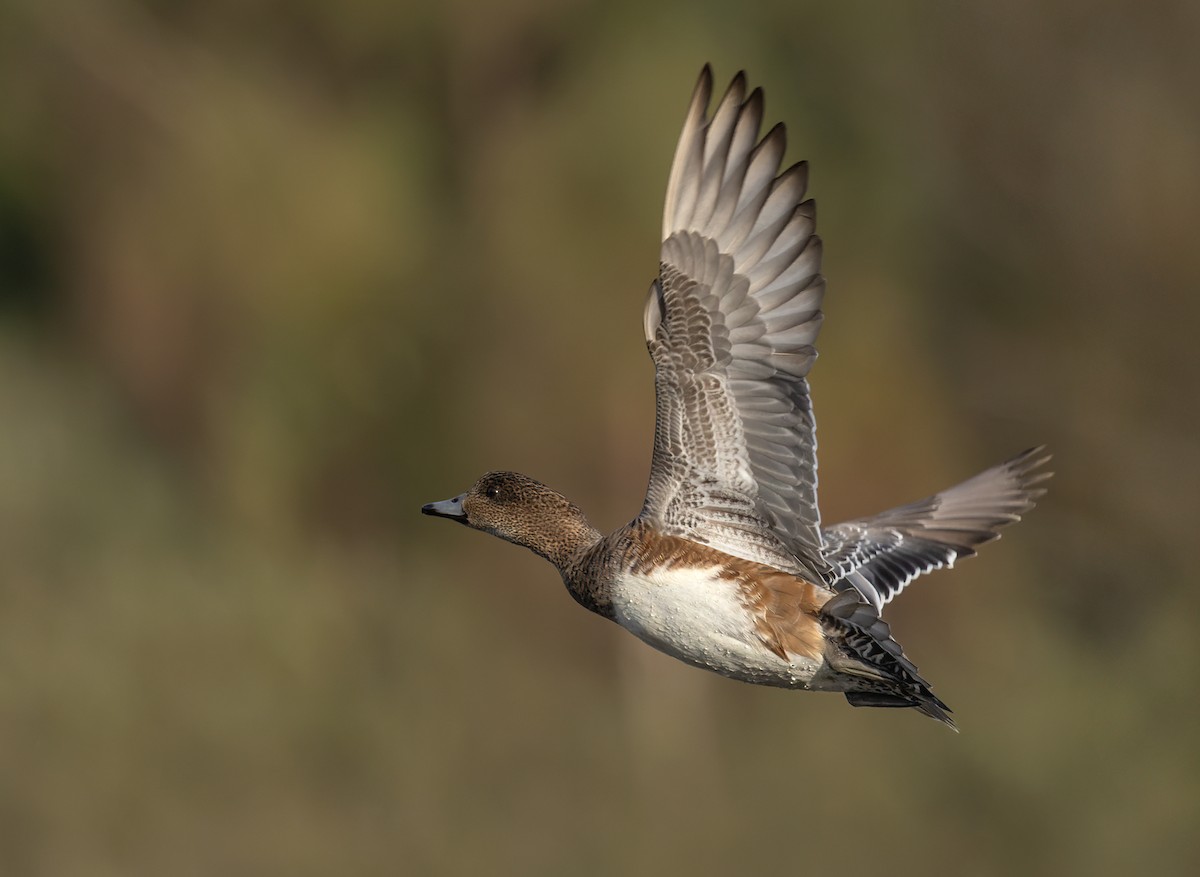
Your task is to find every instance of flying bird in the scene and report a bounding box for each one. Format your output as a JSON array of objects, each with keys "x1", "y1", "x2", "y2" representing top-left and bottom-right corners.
[{"x1": 422, "y1": 66, "x2": 1049, "y2": 729}]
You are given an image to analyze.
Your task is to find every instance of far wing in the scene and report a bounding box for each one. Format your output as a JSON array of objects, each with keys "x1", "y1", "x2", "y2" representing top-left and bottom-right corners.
[{"x1": 823, "y1": 447, "x2": 1052, "y2": 610}]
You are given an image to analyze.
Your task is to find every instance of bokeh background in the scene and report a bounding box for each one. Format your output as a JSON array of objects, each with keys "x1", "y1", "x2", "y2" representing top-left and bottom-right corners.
[{"x1": 2, "y1": 0, "x2": 1198, "y2": 874}]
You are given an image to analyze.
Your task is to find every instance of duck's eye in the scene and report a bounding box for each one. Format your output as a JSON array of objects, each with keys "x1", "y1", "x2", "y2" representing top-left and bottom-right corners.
[{"x1": 485, "y1": 485, "x2": 501, "y2": 500}]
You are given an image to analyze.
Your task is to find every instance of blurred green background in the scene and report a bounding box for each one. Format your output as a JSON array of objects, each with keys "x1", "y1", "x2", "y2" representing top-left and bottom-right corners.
[{"x1": 2, "y1": 0, "x2": 1198, "y2": 874}]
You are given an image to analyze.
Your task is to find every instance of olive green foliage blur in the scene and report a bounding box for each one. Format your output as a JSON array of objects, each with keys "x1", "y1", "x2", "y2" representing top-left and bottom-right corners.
[{"x1": 2, "y1": 1, "x2": 1198, "y2": 874}]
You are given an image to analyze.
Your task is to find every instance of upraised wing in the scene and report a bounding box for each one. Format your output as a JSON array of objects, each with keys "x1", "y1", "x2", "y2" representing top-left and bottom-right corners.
[
  {"x1": 639, "y1": 67, "x2": 828, "y2": 580},
  {"x1": 823, "y1": 447, "x2": 1052, "y2": 611}
]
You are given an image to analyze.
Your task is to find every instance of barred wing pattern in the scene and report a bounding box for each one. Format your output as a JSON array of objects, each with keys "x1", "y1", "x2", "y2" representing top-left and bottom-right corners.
[
  {"x1": 823, "y1": 447, "x2": 1052, "y2": 611},
  {"x1": 639, "y1": 67, "x2": 828, "y2": 580}
]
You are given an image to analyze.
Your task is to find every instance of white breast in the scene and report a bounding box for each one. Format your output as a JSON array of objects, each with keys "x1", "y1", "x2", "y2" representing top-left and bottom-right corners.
[{"x1": 609, "y1": 565, "x2": 820, "y2": 687}]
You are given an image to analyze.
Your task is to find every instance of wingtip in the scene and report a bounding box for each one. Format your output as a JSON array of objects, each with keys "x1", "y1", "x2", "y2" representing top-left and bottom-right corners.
[
  {"x1": 665, "y1": 66, "x2": 717, "y2": 239},
  {"x1": 685, "y1": 66, "x2": 714, "y2": 124},
  {"x1": 694, "y1": 64, "x2": 714, "y2": 101},
  {"x1": 690, "y1": 65, "x2": 755, "y2": 114},
  {"x1": 1007, "y1": 445, "x2": 1054, "y2": 491},
  {"x1": 777, "y1": 160, "x2": 809, "y2": 194},
  {"x1": 741, "y1": 120, "x2": 788, "y2": 183},
  {"x1": 1012, "y1": 444, "x2": 1053, "y2": 469},
  {"x1": 745, "y1": 84, "x2": 764, "y2": 114},
  {"x1": 728, "y1": 69, "x2": 747, "y2": 95}
]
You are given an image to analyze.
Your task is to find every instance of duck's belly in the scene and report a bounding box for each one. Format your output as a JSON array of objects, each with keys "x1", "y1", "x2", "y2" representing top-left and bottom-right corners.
[{"x1": 609, "y1": 565, "x2": 822, "y2": 688}]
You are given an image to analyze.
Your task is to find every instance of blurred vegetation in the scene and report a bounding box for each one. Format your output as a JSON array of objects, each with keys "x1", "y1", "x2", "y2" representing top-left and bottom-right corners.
[{"x1": 1, "y1": 0, "x2": 1198, "y2": 874}]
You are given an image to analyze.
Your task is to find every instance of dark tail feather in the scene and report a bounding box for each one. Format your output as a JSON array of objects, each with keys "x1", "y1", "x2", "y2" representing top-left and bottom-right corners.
[
  {"x1": 844, "y1": 691, "x2": 957, "y2": 731},
  {"x1": 821, "y1": 590, "x2": 957, "y2": 731}
]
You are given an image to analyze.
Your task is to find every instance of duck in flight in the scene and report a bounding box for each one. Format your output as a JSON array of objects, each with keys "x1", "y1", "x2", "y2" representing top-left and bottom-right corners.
[{"x1": 422, "y1": 66, "x2": 1050, "y2": 729}]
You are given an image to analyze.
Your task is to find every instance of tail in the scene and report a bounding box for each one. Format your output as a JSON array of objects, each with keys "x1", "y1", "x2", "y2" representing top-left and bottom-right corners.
[{"x1": 820, "y1": 588, "x2": 957, "y2": 730}]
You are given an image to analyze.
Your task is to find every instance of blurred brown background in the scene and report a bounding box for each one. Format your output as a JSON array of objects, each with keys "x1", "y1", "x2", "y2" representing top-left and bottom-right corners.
[{"x1": 2, "y1": 0, "x2": 1198, "y2": 874}]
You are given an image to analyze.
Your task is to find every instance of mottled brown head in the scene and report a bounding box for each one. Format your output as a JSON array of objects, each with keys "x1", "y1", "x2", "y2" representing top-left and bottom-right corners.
[{"x1": 421, "y1": 471, "x2": 600, "y2": 569}]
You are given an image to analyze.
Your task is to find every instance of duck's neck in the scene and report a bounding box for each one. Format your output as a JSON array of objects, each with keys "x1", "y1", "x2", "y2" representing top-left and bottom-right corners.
[
  {"x1": 545, "y1": 511, "x2": 614, "y2": 619},
  {"x1": 526, "y1": 506, "x2": 603, "y2": 573}
]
